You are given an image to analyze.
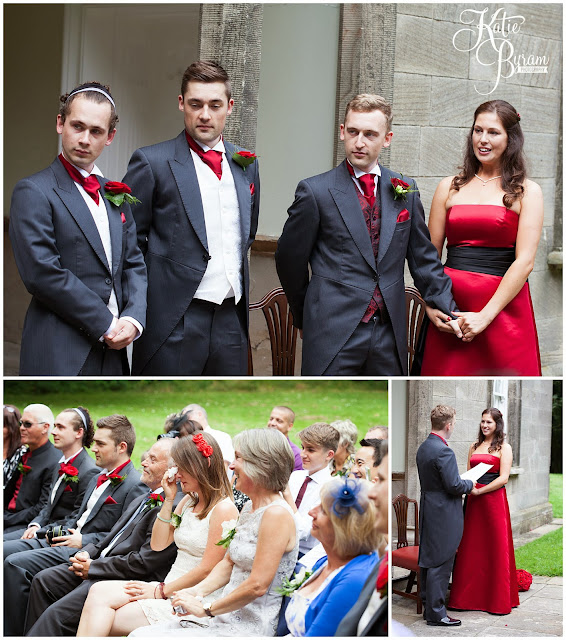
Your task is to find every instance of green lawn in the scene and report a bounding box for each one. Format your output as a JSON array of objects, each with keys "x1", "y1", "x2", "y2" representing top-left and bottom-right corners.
[
  {"x1": 515, "y1": 526, "x2": 563, "y2": 577},
  {"x1": 5, "y1": 380, "x2": 388, "y2": 468},
  {"x1": 549, "y1": 473, "x2": 562, "y2": 518}
]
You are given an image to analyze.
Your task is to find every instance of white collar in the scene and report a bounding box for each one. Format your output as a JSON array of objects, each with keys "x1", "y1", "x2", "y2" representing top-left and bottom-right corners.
[{"x1": 348, "y1": 160, "x2": 381, "y2": 179}]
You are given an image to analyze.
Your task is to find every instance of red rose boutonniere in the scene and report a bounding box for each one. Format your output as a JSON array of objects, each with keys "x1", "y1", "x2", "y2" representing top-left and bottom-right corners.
[
  {"x1": 146, "y1": 493, "x2": 165, "y2": 510},
  {"x1": 376, "y1": 555, "x2": 388, "y2": 598},
  {"x1": 391, "y1": 176, "x2": 418, "y2": 201},
  {"x1": 18, "y1": 462, "x2": 32, "y2": 476},
  {"x1": 104, "y1": 181, "x2": 141, "y2": 207},
  {"x1": 59, "y1": 464, "x2": 80, "y2": 484},
  {"x1": 231, "y1": 150, "x2": 257, "y2": 171},
  {"x1": 108, "y1": 472, "x2": 126, "y2": 487}
]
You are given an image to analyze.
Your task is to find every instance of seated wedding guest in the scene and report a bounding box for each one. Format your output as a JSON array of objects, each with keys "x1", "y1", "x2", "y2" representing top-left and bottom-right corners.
[
  {"x1": 329, "y1": 419, "x2": 358, "y2": 476},
  {"x1": 159, "y1": 413, "x2": 204, "y2": 439},
  {"x1": 130, "y1": 428, "x2": 298, "y2": 637},
  {"x1": 76, "y1": 433, "x2": 237, "y2": 636},
  {"x1": 285, "y1": 477, "x2": 379, "y2": 637},
  {"x1": 336, "y1": 440, "x2": 388, "y2": 636},
  {"x1": 183, "y1": 403, "x2": 234, "y2": 468},
  {"x1": 4, "y1": 403, "x2": 60, "y2": 533},
  {"x1": 3, "y1": 404, "x2": 24, "y2": 490},
  {"x1": 366, "y1": 425, "x2": 388, "y2": 440},
  {"x1": 4, "y1": 407, "x2": 98, "y2": 541},
  {"x1": 25, "y1": 438, "x2": 180, "y2": 636},
  {"x1": 4, "y1": 414, "x2": 144, "y2": 636},
  {"x1": 349, "y1": 438, "x2": 383, "y2": 482},
  {"x1": 268, "y1": 406, "x2": 303, "y2": 470},
  {"x1": 284, "y1": 423, "x2": 339, "y2": 557}
]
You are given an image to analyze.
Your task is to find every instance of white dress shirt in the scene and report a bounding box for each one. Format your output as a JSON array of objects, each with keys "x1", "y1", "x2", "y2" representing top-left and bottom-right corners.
[
  {"x1": 70, "y1": 160, "x2": 142, "y2": 339},
  {"x1": 74, "y1": 462, "x2": 124, "y2": 532},
  {"x1": 289, "y1": 465, "x2": 332, "y2": 554},
  {"x1": 190, "y1": 139, "x2": 243, "y2": 304}
]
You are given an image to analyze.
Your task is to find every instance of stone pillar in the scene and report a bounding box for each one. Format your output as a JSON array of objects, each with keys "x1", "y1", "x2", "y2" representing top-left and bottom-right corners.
[
  {"x1": 199, "y1": 3, "x2": 263, "y2": 150},
  {"x1": 334, "y1": 3, "x2": 397, "y2": 166}
]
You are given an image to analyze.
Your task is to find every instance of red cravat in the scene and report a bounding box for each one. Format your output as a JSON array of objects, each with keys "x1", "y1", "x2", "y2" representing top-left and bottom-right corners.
[
  {"x1": 8, "y1": 450, "x2": 31, "y2": 511},
  {"x1": 295, "y1": 476, "x2": 312, "y2": 509},
  {"x1": 359, "y1": 173, "x2": 376, "y2": 208},
  {"x1": 96, "y1": 472, "x2": 109, "y2": 488},
  {"x1": 59, "y1": 154, "x2": 101, "y2": 204},
  {"x1": 58, "y1": 451, "x2": 81, "y2": 476},
  {"x1": 185, "y1": 132, "x2": 223, "y2": 180}
]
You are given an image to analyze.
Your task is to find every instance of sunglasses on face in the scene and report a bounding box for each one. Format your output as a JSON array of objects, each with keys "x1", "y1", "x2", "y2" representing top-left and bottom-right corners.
[{"x1": 19, "y1": 420, "x2": 46, "y2": 429}]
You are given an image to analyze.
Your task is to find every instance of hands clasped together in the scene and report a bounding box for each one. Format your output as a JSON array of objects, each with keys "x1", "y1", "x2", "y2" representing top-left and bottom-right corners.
[{"x1": 425, "y1": 307, "x2": 491, "y2": 342}]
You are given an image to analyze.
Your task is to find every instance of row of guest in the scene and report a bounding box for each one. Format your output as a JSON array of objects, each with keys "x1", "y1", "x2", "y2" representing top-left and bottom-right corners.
[{"x1": 4, "y1": 405, "x2": 387, "y2": 636}]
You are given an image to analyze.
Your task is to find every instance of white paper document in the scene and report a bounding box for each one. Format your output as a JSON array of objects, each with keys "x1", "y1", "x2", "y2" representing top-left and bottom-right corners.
[{"x1": 460, "y1": 462, "x2": 493, "y2": 483}]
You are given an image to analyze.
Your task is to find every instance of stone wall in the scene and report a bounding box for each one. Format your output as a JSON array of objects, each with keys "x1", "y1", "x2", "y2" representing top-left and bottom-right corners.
[
  {"x1": 399, "y1": 379, "x2": 554, "y2": 537},
  {"x1": 391, "y1": 3, "x2": 563, "y2": 375}
]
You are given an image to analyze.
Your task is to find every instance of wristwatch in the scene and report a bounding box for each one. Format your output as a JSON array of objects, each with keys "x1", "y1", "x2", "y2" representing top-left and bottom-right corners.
[{"x1": 202, "y1": 601, "x2": 215, "y2": 618}]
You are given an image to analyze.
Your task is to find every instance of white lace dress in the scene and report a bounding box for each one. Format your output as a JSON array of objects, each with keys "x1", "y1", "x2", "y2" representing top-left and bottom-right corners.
[
  {"x1": 130, "y1": 498, "x2": 298, "y2": 637},
  {"x1": 138, "y1": 498, "x2": 230, "y2": 626}
]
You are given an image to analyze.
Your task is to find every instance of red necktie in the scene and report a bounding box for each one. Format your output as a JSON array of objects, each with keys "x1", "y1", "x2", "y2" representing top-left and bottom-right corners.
[
  {"x1": 359, "y1": 173, "x2": 376, "y2": 209},
  {"x1": 295, "y1": 476, "x2": 312, "y2": 509},
  {"x1": 8, "y1": 451, "x2": 31, "y2": 511},
  {"x1": 185, "y1": 132, "x2": 223, "y2": 180},
  {"x1": 59, "y1": 154, "x2": 101, "y2": 204}
]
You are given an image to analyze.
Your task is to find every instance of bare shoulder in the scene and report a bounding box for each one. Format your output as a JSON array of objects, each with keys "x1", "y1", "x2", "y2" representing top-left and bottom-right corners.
[
  {"x1": 523, "y1": 179, "x2": 543, "y2": 199},
  {"x1": 210, "y1": 498, "x2": 239, "y2": 522},
  {"x1": 260, "y1": 503, "x2": 294, "y2": 526},
  {"x1": 501, "y1": 442, "x2": 513, "y2": 454}
]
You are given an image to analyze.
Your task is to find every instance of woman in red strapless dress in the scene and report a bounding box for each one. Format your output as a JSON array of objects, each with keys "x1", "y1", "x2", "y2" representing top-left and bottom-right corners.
[
  {"x1": 449, "y1": 409, "x2": 519, "y2": 615},
  {"x1": 420, "y1": 100, "x2": 543, "y2": 375}
]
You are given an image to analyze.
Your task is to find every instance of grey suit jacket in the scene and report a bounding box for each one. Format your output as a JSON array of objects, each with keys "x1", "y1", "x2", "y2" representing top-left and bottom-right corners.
[
  {"x1": 31, "y1": 448, "x2": 99, "y2": 528},
  {"x1": 9, "y1": 157, "x2": 147, "y2": 375},
  {"x1": 56, "y1": 460, "x2": 145, "y2": 546},
  {"x1": 123, "y1": 132, "x2": 260, "y2": 374},
  {"x1": 335, "y1": 558, "x2": 387, "y2": 636},
  {"x1": 276, "y1": 161, "x2": 456, "y2": 375},
  {"x1": 3, "y1": 440, "x2": 61, "y2": 531},
  {"x1": 416, "y1": 433, "x2": 473, "y2": 568}
]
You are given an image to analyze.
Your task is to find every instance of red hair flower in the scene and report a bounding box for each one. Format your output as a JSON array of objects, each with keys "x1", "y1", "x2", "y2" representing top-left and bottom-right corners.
[{"x1": 193, "y1": 433, "x2": 214, "y2": 459}]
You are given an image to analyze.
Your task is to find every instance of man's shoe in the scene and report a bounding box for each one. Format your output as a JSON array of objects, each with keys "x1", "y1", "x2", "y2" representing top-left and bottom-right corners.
[{"x1": 427, "y1": 616, "x2": 462, "y2": 627}]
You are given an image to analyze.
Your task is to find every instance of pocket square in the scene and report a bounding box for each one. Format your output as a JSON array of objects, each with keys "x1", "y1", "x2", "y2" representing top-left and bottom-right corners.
[
  {"x1": 104, "y1": 495, "x2": 117, "y2": 505},
  {"x1": 64, "y1": 485, "x2": 73, "y2": 493},
  {"x1": 120, "y1": 212, "x2": 126, "y2": 224},
  {"x1": 249, "y1": 183, "x2": 255, "y2": 196},
  {"x1": 397, "y1": 209, "x2": 410, "y2": 223}
]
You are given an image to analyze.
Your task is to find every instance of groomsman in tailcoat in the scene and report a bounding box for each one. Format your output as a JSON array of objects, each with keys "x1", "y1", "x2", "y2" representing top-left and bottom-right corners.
[
  {"x1": 416, "y1": 405, "x2": 473, "y2": 627},
  {"x1": 124, "y1": 60, "x2": 260, "y2": 375},
  {"x1": 9, "y1": 82, "x2": 147, "y2": 375},
  {"x1": 3, "y1": 415, "x2": 144, "y2": 637},
  {"x1": 276, "y1": 94, "x2": 462, "y2": 375}
]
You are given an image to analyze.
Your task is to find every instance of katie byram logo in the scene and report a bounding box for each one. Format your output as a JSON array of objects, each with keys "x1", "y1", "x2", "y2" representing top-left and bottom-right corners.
[{"x1": 453, "y1": 8, "x2": 549, "y2": 95}]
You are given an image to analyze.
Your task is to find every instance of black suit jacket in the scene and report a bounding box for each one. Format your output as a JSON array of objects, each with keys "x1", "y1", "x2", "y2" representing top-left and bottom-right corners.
[
  {"x1": 123, "y1": 132, "x2": 260, "y2": 374},
  {"x1": 9, "y1": 157, "x2": 147, "y2": 375},
  {"x1": 3, "y1": 440, "x2": 61, "y2": 530},
  {"x1": 416, "y1": 434, "x2": 473, "y2": 568},
  {"x1": 276, "y1": 161, "x2": 457, "y2": 375},
  {"x1": 335, "y1": 558, "x2": 387, "y2": 636},
  {"x1": 50, "y1": 460, "x2": 145, "y2": 546},
  {"x1": 31, "y1": 449, "x2": 99, "y2": 528}
]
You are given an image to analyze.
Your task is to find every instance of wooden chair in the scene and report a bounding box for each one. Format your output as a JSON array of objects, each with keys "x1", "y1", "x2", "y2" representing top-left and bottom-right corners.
[
  {"x1": 405, "y1": 286, "x2": 426, "y2": 373},
  {"x1": 248, "y1": 288, "x2": 298, "y2": 376},
  {"x1": 392, "y1": 493, "x2": 422, "y2": 614}
]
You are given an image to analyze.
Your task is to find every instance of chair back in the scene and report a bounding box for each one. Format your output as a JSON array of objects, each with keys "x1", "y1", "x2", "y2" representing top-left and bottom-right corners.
[
  {"x1": 405, "y1": 286, "x2": 426, "y2": 372},
  {"x1": 392, "y1": 493, "x2": 419, "y2": 548},
  {"x1": 249, "y1": 288, "x2": 298, "y2": 376}
]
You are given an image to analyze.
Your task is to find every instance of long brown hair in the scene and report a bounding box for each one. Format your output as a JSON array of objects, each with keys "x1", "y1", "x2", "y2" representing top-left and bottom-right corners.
[
  {"x1": 172, "y1": 433, "x2": 233, "y2": 520},
  {"x1": 472, "y1": 408, "x2": 505, "y2": 453},
  {"x1": 4, "y1": 404, "x2": 22, "y2": 459},
  {"x1": 452, "y1": 100, "x2": 526, "y2": 208}
]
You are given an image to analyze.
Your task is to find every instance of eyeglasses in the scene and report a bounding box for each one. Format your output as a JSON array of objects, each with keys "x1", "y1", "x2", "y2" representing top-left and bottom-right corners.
[{"x1": 19, "y1": 420, "x2": 46, "y2": 429}]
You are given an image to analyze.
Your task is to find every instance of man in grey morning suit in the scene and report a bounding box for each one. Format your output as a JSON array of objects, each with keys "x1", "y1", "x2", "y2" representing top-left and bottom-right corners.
[
  {"x1": 416, "y1": 405, "x2": 474, "y2": 627},
  {"x1": 123, "y1": 60, "x2": 260, "y2": 375},
  {"x1": 9, "y1": 82, "x2": 147, "y2": 375}
]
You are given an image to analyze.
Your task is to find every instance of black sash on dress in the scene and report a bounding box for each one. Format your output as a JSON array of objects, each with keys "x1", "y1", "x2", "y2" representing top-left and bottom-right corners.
[
  {"x1": 476, "y1": 471, "x2": 501, "y2": 485},
  {"x1": 445, "y1": 246, "x2": 515, "y2": 277}
]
